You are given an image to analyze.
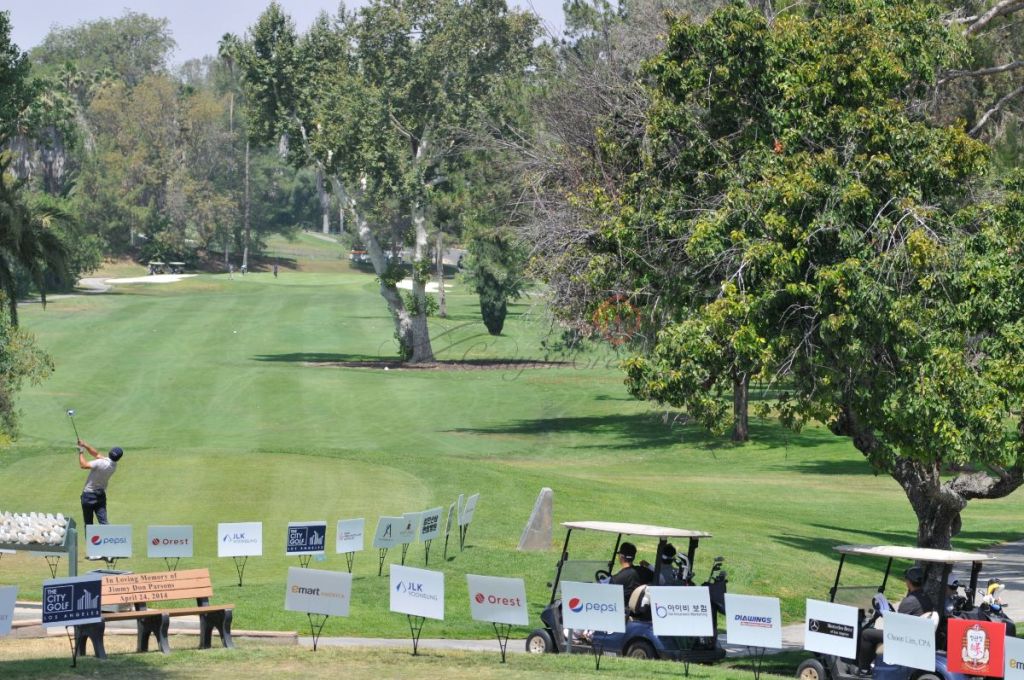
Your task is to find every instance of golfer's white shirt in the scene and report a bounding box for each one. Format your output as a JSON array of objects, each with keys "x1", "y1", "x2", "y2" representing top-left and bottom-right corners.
[{"x1": 83, "y1": 458, "x2": 117, "y2": 493}]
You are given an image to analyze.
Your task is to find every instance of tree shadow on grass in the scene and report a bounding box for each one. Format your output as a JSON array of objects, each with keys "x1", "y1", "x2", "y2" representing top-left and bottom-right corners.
[
  {"x1": 447, "y1": 415, "x2": 835, "y2": 452},
  {"x1": 766, "y1": 457, "x2": 878, "y2": 476},
  {"x1": 253, "y1": 352, "x2": 384, "y2": 363},
  {"x1": 0, "y1": 656, "x2": 177, "y2": 678}
]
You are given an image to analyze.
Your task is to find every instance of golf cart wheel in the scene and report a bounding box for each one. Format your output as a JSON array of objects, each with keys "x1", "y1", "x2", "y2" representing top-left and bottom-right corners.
[
  {"x1": 624, "y1": 640, "x2": 657, "y2": 660},
  {"x1": 914, "y1": 674, "x2": 941, "y2": 680},
  {"x1": 797, "y1": 658, "x2": 828, "y2": 680},
  {"x1": 526, "y1": 629, "x2": 554, "y2": 654}
]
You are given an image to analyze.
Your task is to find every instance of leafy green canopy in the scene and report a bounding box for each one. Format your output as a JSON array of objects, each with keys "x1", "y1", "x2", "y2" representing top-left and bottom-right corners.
[{"x1": 588, "y1": 0, "x2": 1024, "y2": 546}]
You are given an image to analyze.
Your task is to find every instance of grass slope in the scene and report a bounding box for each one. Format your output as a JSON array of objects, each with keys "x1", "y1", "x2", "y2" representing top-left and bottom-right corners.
[{"x1": 0, "y1": 269, "x2": 1021, "y2": 641}]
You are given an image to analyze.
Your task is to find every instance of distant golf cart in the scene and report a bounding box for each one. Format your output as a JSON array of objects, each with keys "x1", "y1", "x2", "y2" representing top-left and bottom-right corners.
[
  {"x1": 168, "y1": 261, "x2": 185, "y2": 274},
  {"x1": 796, "y1": 544, "x2": 1016, "y2": 680},
  {"x1": 147, "y1": 261, "x2": 166, "y2": 274},
  {"x1": 526, "y1": 521, "x2": 728, "y2": 662}
]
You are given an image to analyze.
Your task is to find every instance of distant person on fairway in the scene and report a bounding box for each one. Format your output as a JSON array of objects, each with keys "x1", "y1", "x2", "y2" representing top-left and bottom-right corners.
[
  {"x1": 77, "y1": 439, "x2": 123, "y2": 525},
  {"x1": 273, "y1": 263, "x2": 278, "y2": 278}
]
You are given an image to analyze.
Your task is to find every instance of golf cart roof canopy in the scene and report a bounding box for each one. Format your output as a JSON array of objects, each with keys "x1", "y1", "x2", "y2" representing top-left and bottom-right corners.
[
  {"x1": 834, "y1": 544, "x2": 992, "y2": 563},
  {"x1": 562, "y1": 521, "x2": 711, "y2": 538}
]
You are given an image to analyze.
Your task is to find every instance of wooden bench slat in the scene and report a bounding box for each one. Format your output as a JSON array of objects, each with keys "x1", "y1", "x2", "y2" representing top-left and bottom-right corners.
[
  {"x1": 103, "y1": 610, "x2": 164, "y2": 621},
  {"x1": 104, "y1": 586, "x2": 214, "y2": 605}
]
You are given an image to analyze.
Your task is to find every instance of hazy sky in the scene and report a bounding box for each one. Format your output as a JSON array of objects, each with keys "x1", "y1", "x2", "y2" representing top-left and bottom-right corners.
[{"x1": 5, "y1": 0, "x2": 567, "y2": 65}]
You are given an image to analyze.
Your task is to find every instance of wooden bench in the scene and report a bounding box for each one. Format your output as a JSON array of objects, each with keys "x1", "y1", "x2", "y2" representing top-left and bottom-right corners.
[{"x1": 76, "y1": 568, "x2": 234, "y2": 657}]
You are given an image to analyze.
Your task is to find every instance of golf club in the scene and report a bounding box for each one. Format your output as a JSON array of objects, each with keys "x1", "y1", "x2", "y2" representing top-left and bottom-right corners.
[{"x1": 66, "y1": 408, "x2": 80, "y2": 442}]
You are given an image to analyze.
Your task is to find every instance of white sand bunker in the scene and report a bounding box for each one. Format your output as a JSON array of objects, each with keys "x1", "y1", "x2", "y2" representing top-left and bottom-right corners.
[
  {"x1": 106, "y1": 274, "x2": 197, "y2": 284},
  {"x1": 396, "y1": 278, "x2": 446, "y2": 292}
]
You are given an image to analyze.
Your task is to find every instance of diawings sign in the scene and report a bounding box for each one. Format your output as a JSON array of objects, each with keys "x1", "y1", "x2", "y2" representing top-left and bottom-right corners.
[
  {"x1": 648, "y1": 585, "x2": 713, "y2": 637},
  {"x1": 42, "y1": 576, "x2": 101, "y2": 627},
  {"x1": 285, "y1": 567, "x2": 351, "y2": 617},
  {"x1": 881, "y1": 611, "x2": 936, "y2": 672},
  {"x1": 804, "y1": 599, "x2": 858, "y2": 658},
  {"x1": 390, "y1": 564, "x2": 445, "y2": 620},
  {"x1": 466, "y1": 574, "x2": 529, "y2": 626},
  {"x1": 85, "y1": 524, "x2": 132, "y2": 559},
  {"x1": 0, "y1": 586, "x2": 15, "y2": 636},
  {"x1": 725, "y1": 593, "x2": 783, "y2": 649},
  {"x1": 560, "y1": 581, "x2": 625, "y2": 634},
  {"x1": 373, "y1": 516, "x2": 402, "y2": 550},
  {"x1": 286, "y1": 521, "x2": 327, "y2": 556}
]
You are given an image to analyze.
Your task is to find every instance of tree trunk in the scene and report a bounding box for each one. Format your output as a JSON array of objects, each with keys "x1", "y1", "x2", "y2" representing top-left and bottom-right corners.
[
  {"x1": 409, "y1": 205, "x2": 436, "y2": 363},
  {"x1": 316, "y1": 168, "x2": 330, "y2": 234},
  {"x1": 436, "y1": 231, "x2": 447, "y2": 318},
  {"x1": 731, "y1": 371, "x2": 749, "y2": 442},
  {"x1": 353, "y1": 210, "x2": 416, "y2": 359},
  {"x1": 242, "y1": 139, "x2": 250, "y2": 272}
]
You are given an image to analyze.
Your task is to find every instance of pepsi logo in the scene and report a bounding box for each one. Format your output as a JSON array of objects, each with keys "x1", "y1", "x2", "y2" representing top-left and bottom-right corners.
[
  {"x1": 90, "y1": 535, "x2": 102, "y2": 545},
  {"x1": 475, "y1": 593, "x2": 486, "y2": 604},
  {"x1": 568, "y1": 597, "x2": 583, "y2": 613}
]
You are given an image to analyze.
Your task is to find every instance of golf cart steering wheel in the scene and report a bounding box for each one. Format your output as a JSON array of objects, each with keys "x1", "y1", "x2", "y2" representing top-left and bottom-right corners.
[{"x1": 595, "y1": 569, "x2": 611, "y2": 582}]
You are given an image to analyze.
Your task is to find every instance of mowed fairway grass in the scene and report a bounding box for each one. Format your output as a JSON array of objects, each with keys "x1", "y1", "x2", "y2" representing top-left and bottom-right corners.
[{"x1": 1, "y1": 258, "x2": 1023, "y2": 641}]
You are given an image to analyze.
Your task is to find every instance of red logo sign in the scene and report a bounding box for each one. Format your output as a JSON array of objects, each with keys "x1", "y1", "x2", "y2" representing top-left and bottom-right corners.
[
  {"x1": 947, "y1": 618, "x2": 1006, "y2": 677},
  {"x1": 474, "y1": 593, "x2": 485, "y2": 604},
  {"x1": 90, "y1": 535, "x2": 101, "y2": 545},
  {"x1": 152, "y1": 538, "x2": 160, "y2": 546}
]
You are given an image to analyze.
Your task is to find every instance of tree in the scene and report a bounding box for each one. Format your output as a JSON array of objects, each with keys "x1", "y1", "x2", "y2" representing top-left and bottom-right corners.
[
  {"x1": 30, "y1": 11, "x2": 174, "y2": 87},
  {"x1": 576, "y1": 0, "x2": 1024, "y2": 579},
  {"x1": 241, "y1": 0, "x2": 537, "y2": 361}
]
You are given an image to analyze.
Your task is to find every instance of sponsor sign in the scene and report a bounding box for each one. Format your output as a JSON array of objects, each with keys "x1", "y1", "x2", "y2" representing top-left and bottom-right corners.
[
  {"x1": 948, "y1": 617, "x2": 1006, "y2": 677},
  {"x1": 285, "y1": 567, "x2": 352, "y2": 617},
  {"x1": 420, "y1": 507, "x2": 443, "y2": 542},
  {"x1": 1004, "y1": 634, "x2": 1024, "y2": 680},
  {"x1": 42, "y1": 576, "x2": 101, "y2": 627},
  {"x1": 648, "y1": 586, "x2": 713, "y2": 637},
  {"x1": 804, "y1": 599, "x2": 858, "y2": 658},
  {"x1": 217, "y1": 522, "x2": 263, "y2": 557},
  {"x1": 373, "y1": 516, "x2": 402, "y2": 549},
  {"x1": 85, "y1": 524, "x2": 132, "y2": 558},
  {"x1": 336, "y1": 518, "x2": 365, "y2": 554},
  {"x1": 444, "y1": 503, "x2": 456, "y2": 542},
  {"x1": 459, "y1": 493, "x2": 479, "y2": 527},
  {"x1": 147, "y1": 525, "x2": 194, "y2": 559},
  {"x1": 561, "y1": 581, "x2": 625, "y2": 633},
  {"x1": 0, "y1": 586, "x2": 16, "y2": 636},
  {"x1": 390, "y1": 564, "x2": 445, "y2": 620},
  {"x1": 398, "y1": 512, "x2": 422, "y2": 545},
  {"x1": 466, "y1": 574, "x2": 529, "y2": 626},
  {"x1": 725, "y1": 594, "x2": 783, "y2": 649},
  {"x1": 286, "y1": 521, "x2": 327, "y2": 556},
  {"x1": 882, "y1": 611, "x2": 936, "y2": 671}
]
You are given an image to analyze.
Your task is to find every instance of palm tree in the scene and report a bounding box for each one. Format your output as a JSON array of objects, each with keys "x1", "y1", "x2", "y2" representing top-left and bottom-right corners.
[{"x1": 0, "y1": 152, "x2": 72, "y2": 325}]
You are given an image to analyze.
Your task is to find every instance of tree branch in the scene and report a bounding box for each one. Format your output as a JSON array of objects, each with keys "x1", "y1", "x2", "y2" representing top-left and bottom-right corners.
[
  {"x1": 969, "y1": 84, "x2": 1024, "y2": 137},
  {"x1": 939, "y1": 60, "x2": 1024, "y2": 85},
  {"x1": 966, "y1": 0, "x2": 1024, "y2": 35},
  {"x1": 947, "y1": 466, "x2": 1024, "y2": 501}
]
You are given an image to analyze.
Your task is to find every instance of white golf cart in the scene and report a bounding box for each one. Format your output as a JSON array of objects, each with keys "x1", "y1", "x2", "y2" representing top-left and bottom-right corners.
[
  {"x1": 797, "y1": 544, "x2": 1014, "y2": 680},
  {"x1": 526, "y1": 520, "x2": 728, "y2": 662}
]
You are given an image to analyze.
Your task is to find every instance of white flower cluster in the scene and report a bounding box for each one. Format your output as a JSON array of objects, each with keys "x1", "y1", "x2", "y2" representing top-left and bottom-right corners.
[{"x1": 0, "y1": 511, "x2": 69, "y2": 546}]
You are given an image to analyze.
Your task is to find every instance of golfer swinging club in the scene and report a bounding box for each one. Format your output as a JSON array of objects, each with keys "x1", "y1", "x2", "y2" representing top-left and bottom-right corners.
[{"x1": 77, "y1": 438, "x2": 123, "y2": 525}]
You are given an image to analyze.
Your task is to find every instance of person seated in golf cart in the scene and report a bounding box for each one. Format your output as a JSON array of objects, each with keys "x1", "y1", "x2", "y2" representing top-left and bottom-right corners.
[
  {"x1": 606, "y1": 542, "x2": 652, "y2": 607},
  {"x1": 857, "y1": 566, "x2": 935, "y2": 673}
]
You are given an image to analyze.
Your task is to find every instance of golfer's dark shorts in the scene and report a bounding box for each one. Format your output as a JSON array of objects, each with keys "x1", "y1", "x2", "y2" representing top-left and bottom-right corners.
[{"x1": 81, "y1": 490, "x2": 108, "y2": 525}]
